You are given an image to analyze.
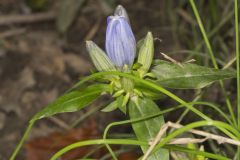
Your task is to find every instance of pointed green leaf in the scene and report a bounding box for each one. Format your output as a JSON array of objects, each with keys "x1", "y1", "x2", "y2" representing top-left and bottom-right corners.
[
  {"x1": 101, "y1": 100, "x2": 118, "y2": 112},
  {"x1": 129, "y1": 97, "x2": 169, "y2": 160},
  {"x1": 152, "y1": 60, "x2": 236, "y2": 89},
  {"x1": 32, "y1": 84, "x2": 109, "y2": 121}
]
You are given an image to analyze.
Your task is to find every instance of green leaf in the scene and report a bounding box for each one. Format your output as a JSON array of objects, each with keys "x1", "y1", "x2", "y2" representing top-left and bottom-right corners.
[
  {"x1": 101, "y1": 100, "x2": 118, "y2": 112},
  {"x1": 152, "y1": 60, "x2": 236, "y2": 89},
  {"x1": 129, "y1": 97, "x2": 169, "y2": 160},
  {"x1": 117, "y1": 95, "x2": 126, "y2": 114},
  {"x1": 32, "y1": 84, "x2": 109, "y2": 121},
  {"x1": 56, "y1": 0, "x2": 86, "y2": 33}
]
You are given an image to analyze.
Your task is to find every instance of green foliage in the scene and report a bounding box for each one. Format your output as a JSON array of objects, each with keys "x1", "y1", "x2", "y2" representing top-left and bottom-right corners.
[
  {"x1": 32, "y1": 84, "x2": 109, "y2": 121},
  {"x1": 129, "y1": 97, "x2": 169, "y2": 160},
  {"x1": 152, "y1": 60, "x2": 235, "y2": 89}
]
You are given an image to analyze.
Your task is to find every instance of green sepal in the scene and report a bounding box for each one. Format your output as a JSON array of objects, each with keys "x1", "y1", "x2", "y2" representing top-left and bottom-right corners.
[
  {"x1": 132, "y1": 62, "x2": 143, "y2": 70},
  {"x1": 122, "y1": 92, "x2": 130, "y2": 107},
  {"x1": 144, "y1": 72, "x2": 156, "y2": 79},
  {"x1": 101, "y1": 100, "x2": 118, "y2": 112},
  {"x1": 133, "y1": 89, "x2": 143, "y2": 97},
  {"x1": 135, "y1": 82, "x2": 166, "y2": 100},
  {"x1": 113, "y1": 89, "x2": 124, "y2": 97},
  {"x1": 86, "y1": 41, "x2": 116, "y2": 72},
  {"x1": 137, "y1": 32, "x2": 154, "y2": 77},
  {"x1": 117, "y1": 95, "x2": 126, "y2": 114},
  {"x1": 136, "y1": 38, "x2": 145, "y2": 53}
]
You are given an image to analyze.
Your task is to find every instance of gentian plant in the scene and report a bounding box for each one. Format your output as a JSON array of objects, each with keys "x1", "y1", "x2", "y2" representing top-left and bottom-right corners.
[{"x1": 10, "y1": 3, "x2": 240, "y2": 160}]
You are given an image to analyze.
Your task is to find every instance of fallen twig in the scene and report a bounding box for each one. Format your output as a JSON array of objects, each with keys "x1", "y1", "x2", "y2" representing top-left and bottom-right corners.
[
  {"x1": 0, "y1": 11, "x2": 56, "y2": 26},
  {"x1": 142, "y1": 121, "x2": 240, "y2": 160},
  {"x1": 0, "y1": 28, "x2": 26, "y2": 38}
]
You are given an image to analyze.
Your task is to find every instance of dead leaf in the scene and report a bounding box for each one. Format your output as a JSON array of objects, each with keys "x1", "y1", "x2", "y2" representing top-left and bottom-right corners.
[
  {"x1": 25, "y1": 119, "x2": 98, "y2": 160},
  {"x1": 118, "y1": 151, "x2": 139, "y2": 160}
]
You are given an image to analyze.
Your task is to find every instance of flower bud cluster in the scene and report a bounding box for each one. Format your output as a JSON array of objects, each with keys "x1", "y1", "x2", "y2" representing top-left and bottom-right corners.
[{"x1": 86, "y1": 5, "x2": 155, "y2": 112}]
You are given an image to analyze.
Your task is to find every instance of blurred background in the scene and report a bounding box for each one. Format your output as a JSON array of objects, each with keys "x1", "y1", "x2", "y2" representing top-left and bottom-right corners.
[{"x1": 0, "y1": 0, "x2": 237, "y2": 159}]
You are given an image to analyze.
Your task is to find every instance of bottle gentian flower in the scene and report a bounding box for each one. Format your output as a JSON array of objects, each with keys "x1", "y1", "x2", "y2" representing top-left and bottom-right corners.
[{"x1": 105, "y1": 5, "x2": 136, "y2": 67}]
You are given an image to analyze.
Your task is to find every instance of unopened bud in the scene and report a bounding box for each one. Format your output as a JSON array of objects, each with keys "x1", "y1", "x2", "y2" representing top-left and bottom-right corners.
[
  {"x1": 114, "y1": 5, "x2": 130, "y2": 23},
  {"x1": 137, "y1": 32, "x2": 154, "y2": 77},
  {"x1": 86, "y1": 41, "x2": 116, "y2": 71}
]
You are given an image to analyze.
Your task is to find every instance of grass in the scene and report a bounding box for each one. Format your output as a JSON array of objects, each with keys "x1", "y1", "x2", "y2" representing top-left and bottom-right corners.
[{"x1": 235, "y1": 0, "x2": 240, "y2": 159}]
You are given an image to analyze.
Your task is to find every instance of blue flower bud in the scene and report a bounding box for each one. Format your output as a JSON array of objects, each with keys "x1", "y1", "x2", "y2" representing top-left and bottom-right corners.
[{"x1": 105, "y1": 7, "x2": 136, "y2": 67}]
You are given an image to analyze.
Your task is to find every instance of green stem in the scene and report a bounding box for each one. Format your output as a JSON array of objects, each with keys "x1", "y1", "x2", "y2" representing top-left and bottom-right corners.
[
  {"x1": 189, "y1": 0, "x2": 237, "y2": 127},
  {"x1": 9, "y1": 120, "x2": 35, "y2": 160},
  {"x1": 105, "y1": 145, "x2": 118, "y2": 160},
  {"x1": 234, "y1": 0, "x2": 240, "y2": 159},
  {"x1": 164, "y1": 145, "x2": 228, "y2": 160},
  {"x1": 50, "y1": 139, "x2": 146, "y2": 160},
  {"x1": 235, "y1": 0, "x2": 240, "y2": 134},
  {"x1": 49, "y1": 138, "x2": 228, "y2": 160},
  {"x1": 189, "y1": 0, "x2": 217, "y2": 68}
]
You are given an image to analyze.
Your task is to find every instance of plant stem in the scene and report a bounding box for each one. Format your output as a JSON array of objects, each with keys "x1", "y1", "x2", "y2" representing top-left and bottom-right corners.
[
  {"x1": 9, "y1": 120, "x2": 35, "y2": 160},
  {"x1": 189, "y1": 0, "x2": 237, "y2": 127},
  {"x1": 50, "y1": 138, "x2": 228, "y2": 160},
  {"x1": 189, "y1": 0, "x2": 217, "y2": 68},
  {"x1": 235, "y1": 0, "x2": 240, "y2": 159}
]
